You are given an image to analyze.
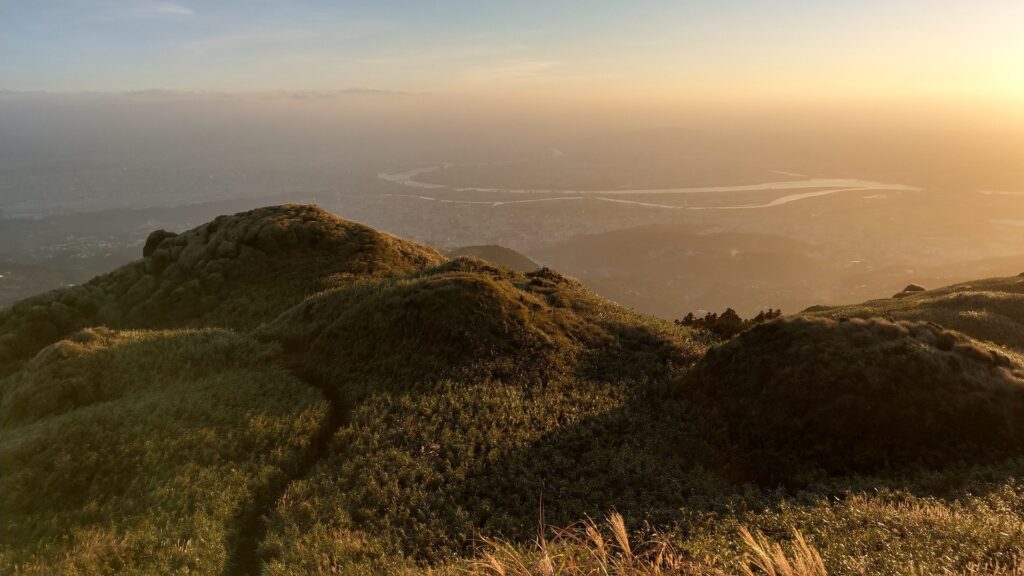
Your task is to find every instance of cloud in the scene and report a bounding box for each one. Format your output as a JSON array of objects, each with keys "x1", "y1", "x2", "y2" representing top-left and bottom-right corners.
[
  {"x1": 357, "y1": 43, "x2": 529, "y2": 65},
  {"x1": 100, "y1": 1, "x2": 194, "y2": 19},
  {"x1": 179, "y1": 18, "x2": 391, "y2": 55},
  {"x1": 146, "y1": 1, "x2": 192, "y2": 16},
  {"x1": 181, "y1": 28, "x2": 316, "y2": 55},
  {"x1": 459, "y1": 59, "x2": 563, "y2": 84}
]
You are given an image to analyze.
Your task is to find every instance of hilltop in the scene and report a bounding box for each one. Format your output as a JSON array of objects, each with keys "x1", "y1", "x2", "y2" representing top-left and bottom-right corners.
[
  {"x1": 0, "y1": 204, "x2": 443, "y2": 367},
  {"x1": 3, "y1": 205, "x2": 1024, "y2": 575}
]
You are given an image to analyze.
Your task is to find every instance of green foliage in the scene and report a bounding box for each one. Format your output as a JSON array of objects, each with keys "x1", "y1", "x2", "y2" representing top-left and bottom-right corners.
[
  {"x1": 257, "y1": 259, "x2": 709, "y2": 573},
  {"x1": 686, "y1": 316, "x2": 1024, "y2": 484},
  {"x1": 0, "y1": 328, "x2": 328, "y2": 575},
  {"x1": 5, "y1": 206, "x2": 1024, "y2": 575},
  {"x1": 676, "y1": 307, "x2": 783, "y2": 340},
  {"x1": 677, "y1": 474, "x2": 1024, "y2": 576}
]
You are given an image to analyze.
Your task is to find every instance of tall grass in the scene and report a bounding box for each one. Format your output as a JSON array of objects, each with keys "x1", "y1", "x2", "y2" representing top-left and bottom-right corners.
[
  {"x1": 449, "y1": 514, "x2": 1024, "y2": 576},
  {"x1": 738, "y1": 527, "x2": 826, "y2": 576},
  {"x1": 457, "y1": 513, "x2": 702, "y2": 575},
  {"x1": 446, "y1": 514, "x2": 827, "y2": 576}
]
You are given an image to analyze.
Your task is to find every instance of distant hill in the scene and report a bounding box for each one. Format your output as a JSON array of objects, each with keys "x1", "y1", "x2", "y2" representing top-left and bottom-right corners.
[
  {"x1": 3, "y1": 205, "x2": 1024, "y2": 575},
  {"x1": 444, "y1": 244, "x2": 538, "y2": 272},
  {"x1": 535, "y1": 223, "x2": 1024, "y2": 321},
  {"x1": 0, "y1": 262, "x2": 78, "y2": 309},
  {"x1": 534, "y1": 224, "x2": 830, "y2": 317}
]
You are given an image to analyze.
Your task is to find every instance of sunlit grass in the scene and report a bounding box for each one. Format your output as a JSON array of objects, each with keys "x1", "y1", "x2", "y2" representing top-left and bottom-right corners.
[{"x1": 0, "y1": 328, "x2": 328, "y2": 575}]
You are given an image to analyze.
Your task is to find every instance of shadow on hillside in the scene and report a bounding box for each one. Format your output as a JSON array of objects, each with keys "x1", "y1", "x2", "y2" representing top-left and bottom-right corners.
[
  {"x1": 427, "y1": 382, "x2": 1024, "y2": 556},
  {"x1": 379, "y1": 388, "x2": 729, "y2": 556}
]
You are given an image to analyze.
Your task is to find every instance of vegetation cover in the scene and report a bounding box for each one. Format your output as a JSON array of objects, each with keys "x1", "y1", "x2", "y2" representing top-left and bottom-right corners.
[
  {"x1": 676, "y1": 307, "x2": 783, "y2": 340},
  {"x1": 806, "y1": 275, "x2": 1024, "y2": 352},
  {"x1": 3, "y1": 205, "x2": 1024, "y2": 575},
  {"x1": 256, "y1": 259, "x2": 708, "y2": 573},
  {"x1": 687, "y1": 316, "x2": 1024, "y2": 484},
  {"x1": 0, "y1": 327, "x2": 327, "y2": 575},
  {"x1": 0, "y1": 204, "x2": 443, "y2": 367}
]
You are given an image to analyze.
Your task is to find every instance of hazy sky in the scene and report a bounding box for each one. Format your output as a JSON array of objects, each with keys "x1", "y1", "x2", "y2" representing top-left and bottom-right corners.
[{"x1": 2, "y1": 0, "x2": 1022, "y2": 106}]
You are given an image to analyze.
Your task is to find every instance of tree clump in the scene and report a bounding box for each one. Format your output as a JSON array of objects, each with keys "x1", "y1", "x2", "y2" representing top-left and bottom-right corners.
[{"x1": 676, "y1": 307, "x2": 782, "y2": 340}]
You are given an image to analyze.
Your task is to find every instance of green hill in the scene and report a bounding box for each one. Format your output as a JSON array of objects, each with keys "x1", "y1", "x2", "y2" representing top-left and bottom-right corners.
[
  {"x1": 0, "y1": 204, "x2": 443, "y2": 369},
  {"x1": 255, "y1": 259, "x2": 708, "y2": 573},
  {"x1": 0, "y1": 328, "x2": 328, "y2": 575},
  {"x1": 4, "y1": 205, "x2": 1024, "y2": 575}
]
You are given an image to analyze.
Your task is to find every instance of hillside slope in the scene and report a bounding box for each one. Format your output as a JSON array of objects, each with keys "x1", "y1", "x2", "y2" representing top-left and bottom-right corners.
[
  {"x1": 0, "y1": 328, "x2": 327, "y2": 574},
  {"x1": 805, "y1": 275, "x2": 1024, "y2": 352},
  {"x1": 4, "y1": 206, "x2": 1024, "y2": 575},
  {"x1": 256, "y1": 259, "x2": 709, "y2": 573}
]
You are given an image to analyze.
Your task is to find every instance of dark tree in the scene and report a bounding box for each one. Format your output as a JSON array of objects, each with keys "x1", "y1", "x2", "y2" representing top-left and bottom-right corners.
[{"x1": 676, "y1": 307, "x2": 782, "y2": 340}]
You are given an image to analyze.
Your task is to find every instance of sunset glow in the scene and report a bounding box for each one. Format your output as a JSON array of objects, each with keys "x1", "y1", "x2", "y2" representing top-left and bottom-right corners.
[{"x1": 3, "y1": 0, "x2": 1023, "y2": 110}]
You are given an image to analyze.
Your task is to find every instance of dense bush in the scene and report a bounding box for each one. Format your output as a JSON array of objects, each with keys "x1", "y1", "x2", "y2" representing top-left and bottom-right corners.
[{"x1": 686, "y1": 316, "x2": 1024, "y2": 484}]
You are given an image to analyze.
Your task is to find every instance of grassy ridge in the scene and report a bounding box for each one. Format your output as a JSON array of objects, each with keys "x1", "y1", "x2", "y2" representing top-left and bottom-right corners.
[
  {"x1": 3, "y1": 206, "x2": 1024, "y2": 575},
  {"x1": 254, "y1": 263, "x2": 1024, "y2": 574},
  {"x1": 805, "y1": 275, "x2": 1024, "y2": 352}
]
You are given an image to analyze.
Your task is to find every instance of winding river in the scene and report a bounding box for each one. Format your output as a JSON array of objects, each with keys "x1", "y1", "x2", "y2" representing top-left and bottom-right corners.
[{"x1": 378, "y1": 164, "x2": 921, "y2": 210}]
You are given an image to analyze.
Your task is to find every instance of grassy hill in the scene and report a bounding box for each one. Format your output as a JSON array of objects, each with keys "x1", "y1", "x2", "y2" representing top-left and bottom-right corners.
[
  {"x1": 805, "y1": 275, "x2": 1024, "y2": 353},
  {"x1": 0, "y1": 328, "x2": 327, "y2": 575},
  {"x1": 0, "y1": 204, "x2": 443, "y2": 370},
  {"x1": 3, "y1": 205, "x2": 1024, "y2": 575}
]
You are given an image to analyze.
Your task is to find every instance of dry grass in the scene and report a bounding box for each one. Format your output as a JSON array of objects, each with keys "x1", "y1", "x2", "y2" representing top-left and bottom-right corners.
[
  {"x1": 738, "y1": 528, "x2": 826, "y2": 576},
  {"x1": 441, "y1": 513, "x2": 832, "y2": 576},
  {"x1": 457, "y1": 513, "x2": 701, "y2": 576},
  {"x1": 446, "y1": 514, "x2": 1024, "y2": 576}
]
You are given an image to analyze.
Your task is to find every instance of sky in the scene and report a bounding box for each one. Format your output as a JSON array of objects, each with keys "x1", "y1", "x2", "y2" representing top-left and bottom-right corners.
[{"x1": 1, "y1": 0, "x2": 1023, "y2": 107}]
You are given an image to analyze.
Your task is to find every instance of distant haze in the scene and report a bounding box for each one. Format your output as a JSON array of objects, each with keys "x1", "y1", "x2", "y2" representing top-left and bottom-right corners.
[
  {"x1": 1, "y1": 1, "x2": 1023, "y2": 317},
  {"x1": 2, "y1": 90, "x2": 1023, "y2": 216}
]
